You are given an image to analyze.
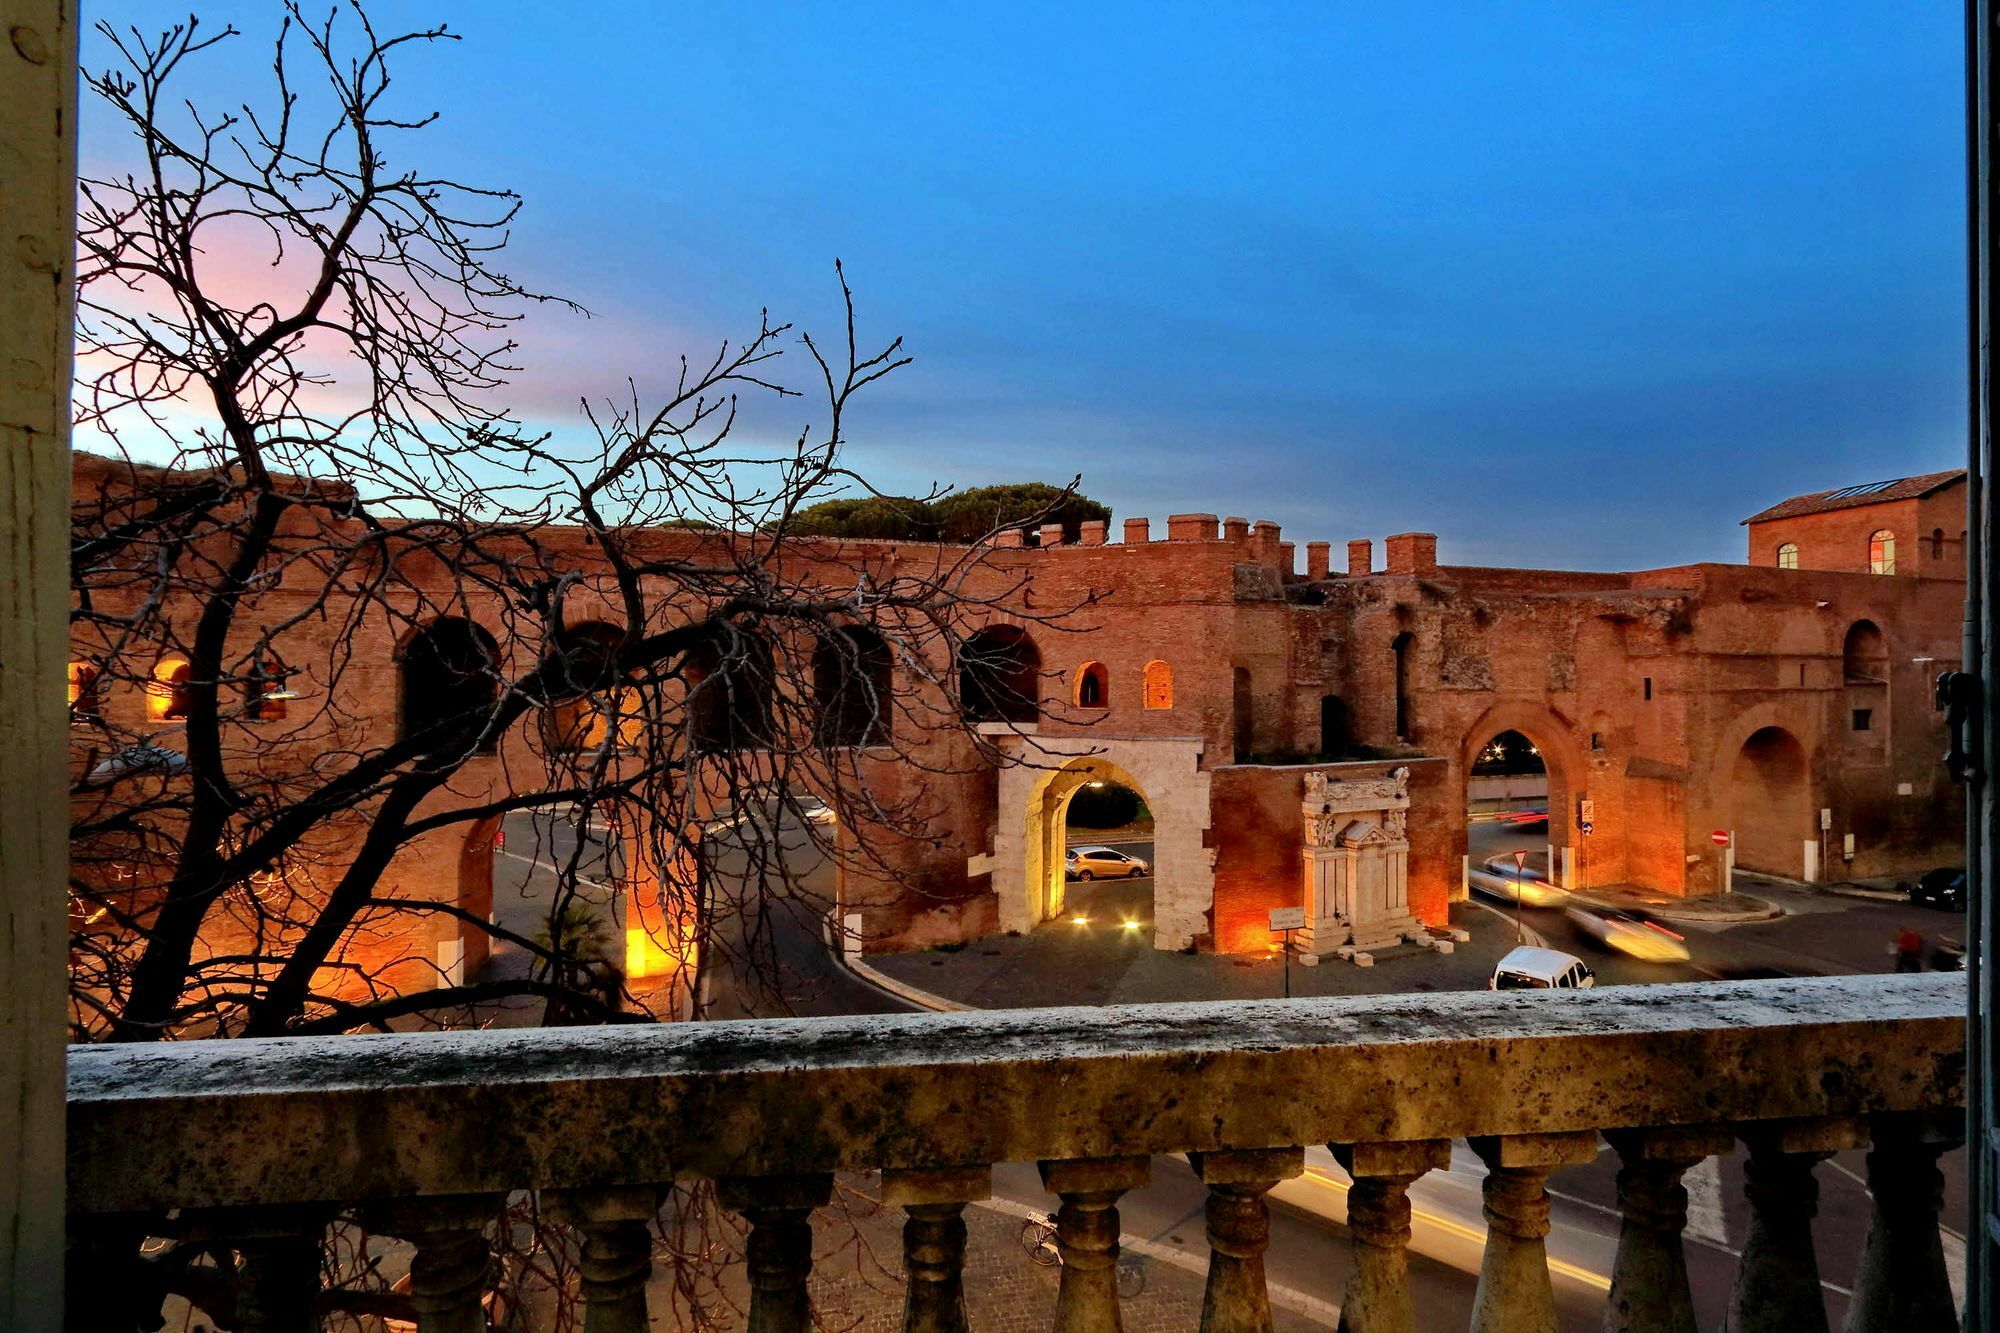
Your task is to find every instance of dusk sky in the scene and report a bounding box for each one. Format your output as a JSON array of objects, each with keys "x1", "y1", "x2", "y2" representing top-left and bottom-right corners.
[{"x1": 82, "y1": 3, "x2": 1966, "y2": 570}]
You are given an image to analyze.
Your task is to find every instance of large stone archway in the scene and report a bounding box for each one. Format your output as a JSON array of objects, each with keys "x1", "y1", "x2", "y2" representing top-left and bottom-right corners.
[
  {"x1": 1458, "y1": 702, "x2": 1585, "y2": 887},
  {"x1": 1706, "y1": 704, "x2": 1821, "y2": 883},
  {"x1": 990, "y1": 735, "x2": 1211, "y2": 949}
]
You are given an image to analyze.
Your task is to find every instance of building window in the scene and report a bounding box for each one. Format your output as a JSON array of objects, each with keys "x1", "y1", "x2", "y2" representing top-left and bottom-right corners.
[
  {"x1": 149, "y1": 657, "x2": 193, "y2": 721},
  {"x1": 68, "y1": 661, "x2": 103, "y2": 721},
  {"x1": 247, "y1": 653, "x2": 289, "y2": 721},
  {"x1": 1589, "y1": 731, "x2": 1604, "y2": 752},
  {"x1": 1932, "y1": 527, "x2": 1946, "y2": 560},
  {"x1": 1776, "y1": 542, "x2": 1798, "y2": 569},
  {"x1": 1391, "y1": 632, "x2": 1414, "y2": 740},
  {"x1": 398, "y1": 618, "x2": 502, "y2": 752},
  {"x1": 1852, "y1": 708, "x2": 1872, "y2": 732},
  {"x1": 1868, "y1": 529, "x2": 1896, "y2": 575},
  {"x1": 1073, "y1": 661, "x2": 1109, "y2": 709},
  {"x1": 1642, "y1": 676, "x2": 1653, "y2": 701},
  {"x1": 814, "y1": 625, "x2": 892, "y2": 747},
  {"x1": 959, "y1": 625, "x2": 1040, "y2": 724},
  {"x1": 1142, "y1": 659, "x2": 1173, "y2": 709}
]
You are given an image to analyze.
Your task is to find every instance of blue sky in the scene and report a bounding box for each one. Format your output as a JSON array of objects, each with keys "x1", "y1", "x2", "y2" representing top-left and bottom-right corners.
[{"x1": 81, "y1": 3, "x2": 1966, "y2": 568}]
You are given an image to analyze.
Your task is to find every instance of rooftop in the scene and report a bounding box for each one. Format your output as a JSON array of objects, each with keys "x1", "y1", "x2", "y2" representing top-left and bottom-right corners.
[{"x1": 1740, "y1": 469, "x2": 1964, "y2": 524}]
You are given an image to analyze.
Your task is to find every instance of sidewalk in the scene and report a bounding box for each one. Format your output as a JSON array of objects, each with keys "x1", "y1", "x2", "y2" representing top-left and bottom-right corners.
[{"x1": 869, "y1": 883, "x2": 1531, "y2": 1010}]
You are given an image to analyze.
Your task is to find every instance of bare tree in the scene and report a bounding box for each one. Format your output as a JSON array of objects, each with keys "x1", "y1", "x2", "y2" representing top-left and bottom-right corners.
[{"x1": 67, "y1": 3, "x2": 1090, "y2": 1048}]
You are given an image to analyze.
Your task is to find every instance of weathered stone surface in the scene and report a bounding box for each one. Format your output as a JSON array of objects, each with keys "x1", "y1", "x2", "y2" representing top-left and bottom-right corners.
[{"x1": 66, "y1": 975, "x2": 1963, "y2": 1214}]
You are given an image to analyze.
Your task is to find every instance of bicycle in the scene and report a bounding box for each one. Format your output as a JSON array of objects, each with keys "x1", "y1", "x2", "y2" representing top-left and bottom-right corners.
[{"x1": 1018, "y1": 1212, "x2": 1147, "y2": 1298}]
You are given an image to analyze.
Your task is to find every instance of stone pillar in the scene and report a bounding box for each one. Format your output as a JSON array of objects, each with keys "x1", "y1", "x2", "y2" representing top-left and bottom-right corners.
[
  {"x1": 991, "y1": 528, "x2": 1026, "y2": 548},
  {"x1": 1467, "y1": 1132, "x2": 1599, "y2": 1333},
  {"x1": 365, "y1": 1195, "x2": 502, "y2": 1333},
  {"x1": 881, "y1": 1165, "x2": 991, "y2": 1333},
  {"x1": 1078, "y1": 520, "x2": 1108, "y2": 547},
  {"x1": 1122, "y1": 517, "x2": 1151, "y2": 544},
  {"x1": 1331, "y1": 1139, "x2": 1450, "y2": 1333},
  {"x1": 1223, "y1": 516, "x2": 1251, "y2": 542},
  {"x1": 213, "y1": 1205, "x2": 331, "y2": 1333},
  {"x1": 718, "y1": 1173, "x2": 835, "y2": 1333},
  {"x1": 1306, "y1": 541, "x2": 1331, "y2": 580},
  {"x1": 1726, "y1": 1118, "x2": 1865, "y2": 1333},
  {"x1": 0, "y1": 2, "x2": 78, "y2": 1325},
  {"x1": 1347, "y1": 539, "x2": 1373, "y2": 576},
  {"x1": 1168, "y1": 513, "x2": 1220, "y2": 541},
  {"x1": 1278, "y1": 540, "x2": 1296, "y2": 576},
  {"x1": 1602, "y1": 1127, "x2": 1733, "y2": 1333},
  {"x1": 1039, "y1": 522, "x2": 1066, "y2": 548},
  {"x1": 542, "y1": 1185, "x2": 664, "y2": 1333},
  {"x1": 1039, "y1": 1155, "x2": 1150, "y2": 1333},
  {"x1": 1384, "y1": 533, "x2": 1437, "y2": 576},
  {"x1": 1190, "y1": 1147, "x2": 1302, "y2": 1333},
  {"x1": 1842, "y1": 1113, "x2": 1961, "y2": 1333}
]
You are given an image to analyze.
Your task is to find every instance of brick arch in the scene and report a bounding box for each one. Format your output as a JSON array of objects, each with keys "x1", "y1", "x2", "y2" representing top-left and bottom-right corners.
[
  {"x1": 1459, "y1": 701, "x2": 1584, "y2": 883},
  {"x1": 1706, "y1": 702, "x2": 1821, "y2": 882}
]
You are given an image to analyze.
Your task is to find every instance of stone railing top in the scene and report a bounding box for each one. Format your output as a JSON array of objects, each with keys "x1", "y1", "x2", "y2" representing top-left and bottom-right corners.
[{"x1": 68, "y1": 974, "x2": 1964, "y2": 1214}]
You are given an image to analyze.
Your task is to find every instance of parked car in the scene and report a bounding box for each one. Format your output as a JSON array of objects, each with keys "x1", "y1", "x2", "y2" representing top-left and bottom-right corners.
[
  {"x1": 1065, "y1": 845, "x2": 1151, "y2": 881},
  {"x1": 1488, "y1": 945, "x2": 1595, "y2": 991},
  {"x1": 1563, "y1": 905, "x2": 1691, "y2": 963},
  {"x1": 1907, "y1": 868, "x2": 1967, "y2": 911}
]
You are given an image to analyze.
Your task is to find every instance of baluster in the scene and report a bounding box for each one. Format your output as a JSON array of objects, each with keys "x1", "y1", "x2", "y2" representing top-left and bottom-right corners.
[
  {"x1": 1190, "y1": 1147, "x2": 1303, "y2": 1333},
  {"x1": 1601, "y1": 1126, "x2": 1733, "y2": 1333},
  {"x1": 365, "y1": 1194, "x2": 503, "y2": 1333},
  {"x1": 66, "y1": 1215, "x2": 167, "y2": 1331},
  {"x1": 542, "y1": 1185, "x2": 665, "y2": 1333},
  {"x1": 717, "y1": 1173, "x2": 835, "y2": 1333},
  {"x1": 1842, "y1": 1111, "x2": 1962, "y2": 1333},
  {"x1": 1330, "y1": 1138, "x2": 1450, "y2": 1333},
  {"x1": 881, "y1": 1165, "x2": 991, "y2": 1333},
  {"x1": 1468, "y1": 1131, "x2": 1600, "y2": 1333},
  {"x1": 1726, "y1": 1117, "x2": 1865, "y2": 1333},
  {"x1": 1038, "y1": 1155, "x2": 1152, "y2": 1333},
  {"x1": 212, "y1": 1204, "x2": 331, "y2": 1333}
]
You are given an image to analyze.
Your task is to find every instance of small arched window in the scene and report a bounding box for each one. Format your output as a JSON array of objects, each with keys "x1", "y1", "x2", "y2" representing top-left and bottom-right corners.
[
  {"x1": 1074, "y1": 661, "x2": 1109, "y2": 709},
  {"x1": 68, "y1": 661, "x2": 103, "y2": 721},
  {"x1": 814, "y1": 625, "x2": 893, "y2": 747},
  {"x1": 1932, "y1": 528, "x2": 1946, "y2": 561},
  {"x1": 1775, "y1": 542, "x2": 1798, "y2": 570},
  {"x1": 1868, "y1": 529, "x2": 1896, "y2": 575},
  {"x1": 1142, "y1": 660, "x2": 1173, "y2": 709},
  {"x1": 959, "y1": 626, "x2": 1041, "y2": 724},
  {"x1": 149, "y1": 657, "x2": 192, "y2": 721},
  {"x1": 398, "y1": 618, "x2": 502, "y2": 753}
]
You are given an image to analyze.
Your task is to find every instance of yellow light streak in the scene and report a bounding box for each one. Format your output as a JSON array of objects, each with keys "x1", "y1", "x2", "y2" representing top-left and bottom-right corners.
[{"x1": 1297, "y1": 1168, "x2": 1612, "y2": 1291}]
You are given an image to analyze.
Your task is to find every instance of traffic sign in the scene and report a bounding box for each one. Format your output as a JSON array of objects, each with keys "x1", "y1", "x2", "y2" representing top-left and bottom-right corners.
[
  {"x1": 1710, "y1": 829, "x2": 1731, "y2": 847},
  {"x1": 1268, "y1": 906, "x2": 1306, "y2": 932},
  {"x1": 1512, "y1": 850, "x2": 1528, "y2": 869},
  {"x1": 1579, "y1": 821, "x2": 1593, "y2": 836}
]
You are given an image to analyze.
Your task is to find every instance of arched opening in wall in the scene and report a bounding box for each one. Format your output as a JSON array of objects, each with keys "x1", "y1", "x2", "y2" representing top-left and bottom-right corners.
[
  {"x1": 544, "y1": 622, "x2": 639, "y2": 755},
  {"x1": 1932, "y1": 527, "x2": 1947, "y2": 561},
  {"x1": 1468, "y1": 729, "x2": 1548, "y2": 823},
  {"x1": 1073, "y1": 661, "x2": 1109, "y2": 709},
  {"x1": 149, "y1": 656, "x2": 192, "y2": 722},
  {"x1": 1142, "y1": 659, "x2": 1173, "y2": 709},
  {"x1": 687, "y1": 629, "x2": 775, "y2": 753},
  {"x1": 814, "y1": 625, "x2": 892, "y2": 747},
  {"x1": 1318, "y1": 694, "x2": 1355, "y2": 758},
  {"x1": 1027, "y1": 756, "x2": 1157, "y2": 931},
  {"x1": 959, "y1": 625, "x2": 1041, "y2": 724},
  {"x1": 399, "y1": 617, "x2": 501, "y2": 752},
  {"x1": 1727, "y1": 727, "x2": 1812, "y2": 878},
  {"x1": 1842, "y1": 620, "x2": 1889, "y2": 757},
  {"x1": 1843, "y1": 620, "x2": 1888, "y2": 683},
  {"x1": 480, "y1": 803, "x2": 632, "y2": 1008},
  {"x1": 1459, "y1": 709, "x2": 1581, "y2": 891},
  {"x1": 1231, "y1": 666, "x2": 1254, "y2": 760},
  {"x1": 1776, "y1": 542, "x2": 1799, "y2": 569},
  {"x1": 68, "y1": 661, "x2": 103, "y2": 722}
]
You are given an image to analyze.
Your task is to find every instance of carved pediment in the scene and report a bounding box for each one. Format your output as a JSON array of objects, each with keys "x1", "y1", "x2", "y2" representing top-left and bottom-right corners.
[{"x1": 1338, "y1": 818, "x2": 1394, "y2": 848}]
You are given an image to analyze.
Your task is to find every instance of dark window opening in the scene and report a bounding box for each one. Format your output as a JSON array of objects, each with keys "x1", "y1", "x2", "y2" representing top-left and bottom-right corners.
[
  {"x1": 815, "y1": 625, "x2": 893, "y2": 747},
  {"x1": 1319, "y1": 694, "x2": 1354, "y2": 756},
  {"x1": 1392, "y1": 632, "x2": 1414, "y2": 739},
  {"x1": 1232, "y1": 666, "x2": 1254, "y2": 760},
  {"x1": 1074, "y1": 661, "x2": 1109, "y2": 709},
  {"x1": 399, "y1": 617, "x2": 502, "y2": 754},
  {"x1": 1643, "y1": 676, "x2": 1653, "y2": 701},
  {"x1": 1852, "y1": 708, "x2": 1872, "y2": 732},
  {"x1": 959, "y1": 625, "x2": 1041, "y2": 724},
  {"x1": 688, "y1": 631, "x2": 775, "y2": 753}
]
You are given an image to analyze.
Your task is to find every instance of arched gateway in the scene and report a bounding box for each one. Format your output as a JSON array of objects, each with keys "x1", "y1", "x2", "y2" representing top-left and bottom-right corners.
[{"x1": 989, "y1": 735, "x2": 1211, "y2": 949}]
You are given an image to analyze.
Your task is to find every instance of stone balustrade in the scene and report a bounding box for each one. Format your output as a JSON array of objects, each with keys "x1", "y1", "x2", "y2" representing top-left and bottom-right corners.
[{"x1": 67, "y1": 974, "x2": 1965, "y2": 1331}]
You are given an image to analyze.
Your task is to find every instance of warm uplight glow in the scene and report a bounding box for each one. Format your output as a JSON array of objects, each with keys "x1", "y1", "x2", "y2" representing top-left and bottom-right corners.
[
  {"x1": 1070, "y1": 915, "x2": 1090, "y2": 926},
  {"x1": 1087, "y1": 780, "x2": 1106, "y2": 788},
  {"x1": 1122, "y1": 919, "x2": 1141, "y2": 931}
]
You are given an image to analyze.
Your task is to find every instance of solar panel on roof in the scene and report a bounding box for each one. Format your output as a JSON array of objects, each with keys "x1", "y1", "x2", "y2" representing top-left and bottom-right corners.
[{"x1": 1821, "y1": 479, "x2": 1899, "y2": 500}]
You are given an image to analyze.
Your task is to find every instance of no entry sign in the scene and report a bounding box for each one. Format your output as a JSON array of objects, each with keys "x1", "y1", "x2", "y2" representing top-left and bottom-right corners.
[{"x1": 1710, "y1": 829, "x2": 1731, "y2": 847}]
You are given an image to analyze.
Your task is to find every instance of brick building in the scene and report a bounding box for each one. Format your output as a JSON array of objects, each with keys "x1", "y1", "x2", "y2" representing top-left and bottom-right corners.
[{"x1": 69, "y1": 454, "x2": 1966, "y2": 997}]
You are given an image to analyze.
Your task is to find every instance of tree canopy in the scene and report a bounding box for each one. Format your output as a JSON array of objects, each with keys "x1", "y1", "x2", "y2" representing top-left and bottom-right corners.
[{"x1": 788, "y1": 482, "x2": 1111, "y2": 544}]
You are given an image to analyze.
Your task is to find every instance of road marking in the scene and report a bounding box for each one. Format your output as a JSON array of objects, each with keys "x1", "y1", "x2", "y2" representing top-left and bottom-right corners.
[{"x1": 495, "y1": 847, "x2": 615, "y2": 892}]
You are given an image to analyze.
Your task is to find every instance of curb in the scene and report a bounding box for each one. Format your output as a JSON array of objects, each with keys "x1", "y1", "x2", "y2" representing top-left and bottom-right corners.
[
  {"x1": 842, "y1": 954, "x2": 975, "y2": 1012},
  {"x1": 1816, "y1": 883, "x2": 1908, "y2": 904},
  {"x1": 1569, "y1": 892, "x2": 1784, "y2": 925}
]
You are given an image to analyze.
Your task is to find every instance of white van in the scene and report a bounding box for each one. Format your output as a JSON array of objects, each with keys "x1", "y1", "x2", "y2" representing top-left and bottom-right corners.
[{"x1": 1488, "y1": 945, "x2": 1595, "y2": 991}]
